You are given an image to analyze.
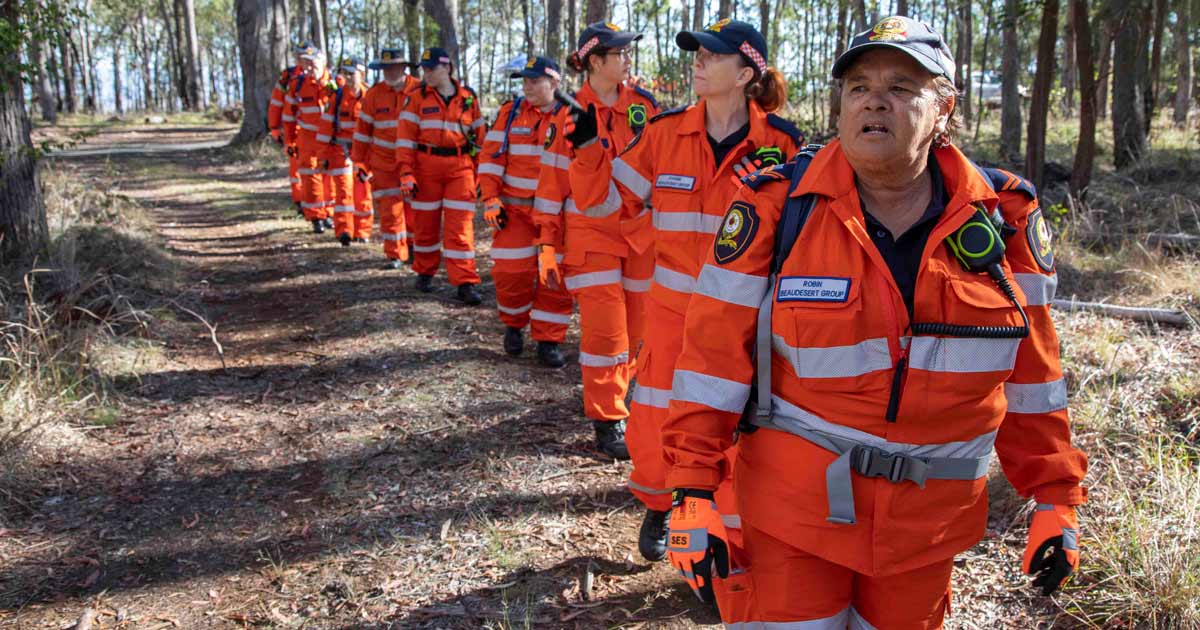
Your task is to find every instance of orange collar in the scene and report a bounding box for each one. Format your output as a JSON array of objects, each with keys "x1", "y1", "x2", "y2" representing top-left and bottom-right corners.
[
  {"x1": 675, "y1": 100, "x2": 774, "y2": 147},
  {"x1": 575, "y1": 80, "x2": 636, "y2": 113}
]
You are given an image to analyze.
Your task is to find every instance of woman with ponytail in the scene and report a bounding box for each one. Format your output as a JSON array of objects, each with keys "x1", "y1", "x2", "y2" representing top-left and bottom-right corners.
[{"x1": 566, "y1": 18, "x2": 804, "y2": 620}]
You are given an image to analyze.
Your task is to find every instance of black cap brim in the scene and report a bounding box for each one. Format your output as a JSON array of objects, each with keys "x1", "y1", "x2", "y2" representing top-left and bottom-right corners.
[
  {"x1": 510, "y1": 69, "x2": 552, "y2": 79},
  {"x1": 604, "y1": 32, "x2": 643, "y2": 48},
  {"x1": 675, "y1": 30, "x2": 737, "y2": 54},
  {"x1": 831, "y1": 42, "x2": 947, "y2": 79}
]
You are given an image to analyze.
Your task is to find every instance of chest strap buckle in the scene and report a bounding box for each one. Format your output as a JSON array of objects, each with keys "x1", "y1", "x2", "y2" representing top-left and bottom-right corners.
[{"x1": 851, "y1": 445, "x2": 930, "y2": 488}]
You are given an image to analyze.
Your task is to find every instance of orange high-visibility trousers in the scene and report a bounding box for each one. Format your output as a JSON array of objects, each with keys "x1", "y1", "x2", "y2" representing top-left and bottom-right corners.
[
  {"x1": 324, "y1": 147, "x2": 358, "y2": 238},
  {"x1": 411, "y1": 158, "x2": 480, "y2": 286},
  {"x1": 371, "y1": 171, "x2": 410, "y2": 261},
  {"x1": 288, "y1": 149, "x2": 302, "y2": 203},
  {"x1": 740, "y1": 524, "x2": 953, "y2": 629},
  {"x1": 353, "y1": 169, "x2": 373, "y2": 239},
  {"x1": 562, "y1": 249, "x2": 652, "y2": 421},
  {"x1": 298, "y1": 139, "x2": 330, "y2": 221},
  {"x1": 491, "y1": 204, "x2": 573, "y2": 343}
]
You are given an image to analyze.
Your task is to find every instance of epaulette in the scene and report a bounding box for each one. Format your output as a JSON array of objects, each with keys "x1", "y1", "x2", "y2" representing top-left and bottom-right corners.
[
  {"x1": 766, "y1": 113, "x2": 805, "y2": 146},
  {"x1": 649, "y1": 105, "x2": 688, "y2": 124},
  {"x1": 740, "y1": 160, "x2": 794, "y2": 190},
  {"x1": 632, "y1": 85, "x2": 659, "y2": 109},
  {"x1": 979, "y1": 165, "x2": 1037, "y2": 200}
]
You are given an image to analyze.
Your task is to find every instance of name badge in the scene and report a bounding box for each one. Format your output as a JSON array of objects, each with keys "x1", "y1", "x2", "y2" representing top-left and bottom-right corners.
[
  {"x1": 511, "y1": 126, "x2": 532, "y2": 135},
  {"x1": 656, "y1": 174, "x2": 696, "y2": 191},
  {"x1": 422, "y1": 106, "x2": 440, "y2": 114},
  {"x1": 777, "y1": 277, "x2": 852, "y2": 303}
]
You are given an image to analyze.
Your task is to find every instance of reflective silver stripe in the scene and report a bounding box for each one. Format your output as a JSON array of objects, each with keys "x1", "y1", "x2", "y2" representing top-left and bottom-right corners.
[
  {"x1": 654, "y1": 209, "x2": 723, "y2": 234},
  {"x1": 281, "y1": 115, "x2": 296, "y2": 121},
  {"x1": 579, "y1": 351, "x2": 629, "y2": 367},
  {"x1": 270, "y1": 99, "x2": 284, "y2": 106},
  {"x1": 419, "y1": 119, "x2": 452, "y2": 130},
  {"x1": 772, "y1": 335, "x2": 893, "y2": 379},
  {"x1": 298, "y1": 168, "x2": 322, "y2": 175},
  {"x1": 478, "y1": 163, "x2": 506, "y2": 177},
  {"x1": 443, "y1": 249, "x2": 475, "y2": 260},
  {"x1": 299, "y1": 106, "x2": 320, "y2": 114},
  {"x1": 721, "y1": 514, "x2": 742, "y2": 529},
  {"x1": 285, "y1": 96, "x2": 296, "y2": 103},
  {"x1": 498, "y1": 302, "x2": 532, "y2": 315},
  {"x1": 631, "y1": 384, "x2": 671, "y2": 409},
  {"x1": 503, "y1": 174, "x2": 538, "y2": 190},
  {"x1": 300, "y1": 201, "x2": 325, "y2": 209},
  {"x1": 413, "y1": 243, "x2": 442, "y2": 253},
  {"x1": 1062, "y1": 527, "x2": 1079, "y2": 551},
  {"x1": 725, "y1": 608, "x2": 851, "y2": 630},
  {"x1": 373, "y1": 137, "x2": 397, "y2": 149},
  {"x1": 410, "y1": 200, "x2": 441, "y2": 211},
  {"x1": 471, "y1": 118, "x2": 486, "y2": 129},
  {"x1": 612, "y1": 158, "x2": 652, "y2": 199},
  {"x1": 564, "y1": 185, "x2": 621, "y2": 217},
  {"x1": 374, "y1": 119, "x2": 399, "y2": 129},
  {"x1": 297, "y1": 121, "x2": 319, "y2": 131},
  {"x1": 622, "y1": 277, "x2": 651, "y2": 293},
  {"x1": 353, "y1": 210, "x2": 373, "y2": 217},
  {"x1": 491, "y1": 246, "x2": 537, "y2": 259},
  {"x1": 565, "y1": 269, "x2": 621, "y2": 290},
  {"x1": 353, "y1": 132, "x2": 373, "y2": 144},
  {"x1": 696, "y1": 264, "x2": 770, "y2": 308},
  {"x1": 653, "y1": 265, "x2": 696, "y2": 294},
  {"x1": 443, "y1": 199, "x2": 475, "y2": 212},
  {"x1": 380, "y1": 231, "x2": 410, "y2": 241},
  {"x1": 531, "y1": 309, "x2": 571, "y2": 324},
  {"x1": 1005, "y1": 378, "x2": 1068, "y2": 414},
  {"x1": 320, "y1": 113, "x2": 334, "y2": 122},
  {"x1": 499, "y1": 196, "x2": 533, "y2": 207},
  {"x1": 396, "y1": 139, "x2": 417, "y2": 149},
  {"x1": 326, "y1": 167, "x2": 352, "y2": 176},
  {"x1": 540, "y1": 151, "x2": 571, "y2": 170},
  {"x1": 372, "y1": 188, "x2": 403, "y2": 198},
  {"x1": 332, "y1": 204, "x2": 355, "y2": 213},
  {"x1": 754, "y1": 395, "x2": 994, "y2": 525},
  {"x1": 359, "y1": 112, "x2": 375, "y2": 124},
  {"x1": 315, "y1": 134, "x2": 333, "y2": 142},
  {"x1": 508, "y1": 143, "x2": 542, "y2": 156},
  {"x1": 1015, "y1": 272, "x2": 1058, "y2": 306},
  {"x1": 908, "y1": 337, "x2": 1021, "y2": 373},
  {"x1": 672, "y1": 369, "x2": 750, "y2": 414},
  {"x1": 534, "y1": 197, "x2": 563, "y2": 215},
  {"x1": 400, "y1": 112, "x2": 420, "y2": 124},
  {"x1": 484, "y1": 130, "x2": 506, "y2": 143},
  {"x1": 627, "y1": 479, "x2": 672, "y2": 495}
]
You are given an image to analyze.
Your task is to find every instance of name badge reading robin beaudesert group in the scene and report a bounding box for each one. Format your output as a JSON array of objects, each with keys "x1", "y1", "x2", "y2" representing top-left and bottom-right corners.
[{"x1": 777, "y1": 277, "x2": 852, "y2": 303}]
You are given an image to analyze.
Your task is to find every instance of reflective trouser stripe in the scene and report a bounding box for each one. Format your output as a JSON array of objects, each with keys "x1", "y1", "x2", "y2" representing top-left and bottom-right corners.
[
  {"x1": 631, "y1": 384, "x2": 671, "y2": 409},
  {"x1": 443, "y1": 249, "x2": 475, "y2": 260},
  {"x1": 752, "y1": 395, "x2": 993, "y2": 525},
  {"x1": 530, "y1": 309, "x2": 571, "y2": 324},
  {"x1": 490, "y1": 246, "x2": 537, "y2": 260},
  {"x1": 498, "y1": 302, "x2": 532, "y2": 315},
  {"x1": 579, "y1": 351, "x2": 629, "y2": 367},
  {"x1": 565, "y1": 269, "x2": 621, "y2": 291},
  {"x1": 413, "y1": 243, "x2": 442, "y2": 253},
  {"x1": 653, "y1": 265, "x2": 696, "y2": 294},
  {"x1": 622, "y1": 277, "x2": 651, "y2": 293},
  {"x1": 627, "y1": 479, "x2": 671, "y2": 495},
  {"x1": 724, "y1": 606, "x2": 862, "y2": 629}
]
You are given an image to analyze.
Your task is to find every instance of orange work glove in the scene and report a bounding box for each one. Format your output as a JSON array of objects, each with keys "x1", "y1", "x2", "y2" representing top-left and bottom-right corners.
[
  {"x1": 483, "y1": 197, "x2": 506, "y2": 230},
  {"x1": 356, "y1": 166, "x2": 372, "y2": 183},
  {"x1": 1023, "y1": 504, "x2": 1080, "y2": 595},
  {"x1": 667, "y1": 489, "x2": 729, "y2": 604},
  {"x1": 399, "y1": 174, "x2": 417, "y2": 197},
  {"x1": 537, "y1": 245, "x2": 561, "y2": 291}
]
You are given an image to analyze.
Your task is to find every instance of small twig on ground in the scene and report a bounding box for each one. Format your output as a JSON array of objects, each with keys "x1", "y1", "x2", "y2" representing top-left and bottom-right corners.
[
  {"x1": 539, "y1": 464, "x2": 616, "y2": 484},
  {"x1": 170, "y1": 300, "x2": 226, "y2": 369}
]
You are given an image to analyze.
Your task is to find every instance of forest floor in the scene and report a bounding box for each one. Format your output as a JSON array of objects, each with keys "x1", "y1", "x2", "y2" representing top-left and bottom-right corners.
[{"x1": 2, "y1": 117, "x2": 1198, "y2": 629}]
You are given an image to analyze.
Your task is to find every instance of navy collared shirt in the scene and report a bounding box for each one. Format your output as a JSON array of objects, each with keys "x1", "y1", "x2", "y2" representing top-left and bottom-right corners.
[{"x1": 858, "y1": 154, "x2": 948, "y2": 316}]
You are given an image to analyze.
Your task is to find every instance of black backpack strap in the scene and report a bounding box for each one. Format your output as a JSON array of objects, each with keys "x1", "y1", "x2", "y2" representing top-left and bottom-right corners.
[
  {"x1": 330, "y1": 85, "x2": 345, "y2": 143},
  {"x1": 493, "y1": 96, "x2": 524, "y2": 158},
  {"x1": 770, "y1": 145, "x2": 823, "y2": 275}
]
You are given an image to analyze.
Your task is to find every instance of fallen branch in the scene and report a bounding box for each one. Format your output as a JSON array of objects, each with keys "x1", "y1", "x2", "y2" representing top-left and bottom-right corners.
[
  {"x1": 1146, "y1": 232, "x2": 1200, "y2": 250},
  {"x1": 73, "y1": 608, "x2": 97, "y2": 630},
  {"x1": 1052, "y1": 299, "x2": 1194, "y2": 328},
  {"x1": 171, "y1": 300, "x2": 226, "y2": 370}
]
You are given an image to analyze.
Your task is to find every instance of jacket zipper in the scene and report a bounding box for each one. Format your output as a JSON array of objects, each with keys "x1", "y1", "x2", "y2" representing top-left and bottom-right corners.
[{"x1": 875, "y1": 271, "x2": 908, "y2": 423}]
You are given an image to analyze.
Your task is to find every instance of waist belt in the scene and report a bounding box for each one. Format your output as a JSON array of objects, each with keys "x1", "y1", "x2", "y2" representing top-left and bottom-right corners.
[
  {"x1": 417, "y1": 143, "x2": 467, "y2": 157},
  {"x1": 749, "y1": 397, "x2": 992, "y2": 526}
]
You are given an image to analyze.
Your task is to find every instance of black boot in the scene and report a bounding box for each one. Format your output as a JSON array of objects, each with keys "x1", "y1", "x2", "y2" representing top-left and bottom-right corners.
[
  {"x1": 339, "y1": 233, "x2": 351, "y2": 247},
  {"x1": 311, "y1": 219, "x2": 325, "y2": 234},
  {"x1": 503, "y1": 327, "x2": 524, "y2": 356},
  {"x1": 456, "y1": 283, "x2": 482, "y2": 306},
  {"x1": 323, "y1": 217, "x2": 334, "y2": 229},
  {"x1": 415, "y1": 274, "x2": 434, "y2": 292},
  {"x1": 383, "y1": 259, "x2": 404, "y2": 270},
  {"x1": 638, "y1": 508, "x2": 671, "y2": 561},
  {"x1": 592, "y1": 419, "x2": 630, "y2": 460},
  {"x1": 536, "y1": 341, "x2": 566, "y2": 368},
  {"x1": 354, "y1": 237, "x2": 368, "y2": 244}
]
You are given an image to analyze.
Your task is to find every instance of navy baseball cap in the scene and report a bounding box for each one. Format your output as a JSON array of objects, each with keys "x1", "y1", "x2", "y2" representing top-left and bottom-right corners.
[
  {"x1": 419, "y1": 47, "x2": 453, "y2": 69},
  {"x1": 676, "y1": 19, "x2": 769, "y2": 74},
  {"x1": 832, "y1": 16, "x2": 955, "y2": 81},
  {"x1": 576, "y1": 22, "x2": 643, "y2": 59},
  {"x1": 339, "y1": 56, "x2": 366, "y2": 74},
  {"x1": 292, "y1": 40, "x2": 315, "y2": 55},
  {"x1": 511, "y1": 56, "x2": 562, "y2": 80},
  {"x1": 369, "y1": 48, "x2": 409, "y2": 70}
]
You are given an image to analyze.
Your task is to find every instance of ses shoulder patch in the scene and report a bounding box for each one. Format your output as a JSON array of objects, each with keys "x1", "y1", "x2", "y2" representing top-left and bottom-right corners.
[
  {"x1": 714, "y1": 201, "x2": 759, "y2": 264},
  {"x1": 544, "y1": 123, "x2": 557, "y2": 149},
  {"x1": 1026, "y1": 208, "x2": 1055, "y2": 272}
]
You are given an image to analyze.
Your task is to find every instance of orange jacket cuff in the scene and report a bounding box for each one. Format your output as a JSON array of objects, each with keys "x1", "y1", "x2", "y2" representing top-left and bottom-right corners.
[
  {"x1": 573, "y1": 140, "x2": 605, "y2": 170},
  {"x1": 666, "y1": 466, "x2": 722, "y2": 492},
  {"x1": 1033, "y1": 483, "x2": 1088, "y2": 506}
]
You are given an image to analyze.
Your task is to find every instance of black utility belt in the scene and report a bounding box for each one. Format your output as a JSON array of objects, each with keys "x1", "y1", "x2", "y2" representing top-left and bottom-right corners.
[{"x1": 417, "y1": 143, "x2": 467, "y2": 157}]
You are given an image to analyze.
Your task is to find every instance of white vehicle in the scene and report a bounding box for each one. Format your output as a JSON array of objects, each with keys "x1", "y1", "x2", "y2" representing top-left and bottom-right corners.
[{"x1": 969, "y1": 70, "x2": 1028, "y2": 107}]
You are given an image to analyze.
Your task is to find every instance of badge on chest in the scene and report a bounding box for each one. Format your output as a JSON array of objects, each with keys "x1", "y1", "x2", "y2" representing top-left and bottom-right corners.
[{"x1": 777, "y1": 277, "x2": 852, "y2": 303}]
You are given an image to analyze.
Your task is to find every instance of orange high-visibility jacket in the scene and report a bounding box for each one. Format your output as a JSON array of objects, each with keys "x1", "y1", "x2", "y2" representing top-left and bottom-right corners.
[
  {"x1": 395, "y1": 80, "x2": 485, "y2": 177},
  {"x1": 532, "y1": 81, "x2": 659, "y2": 262},
  {"x1": 570, "y1": 100, "x2": 803, "y2": 313},
  {"x1": 268, "y1": 66, "x2": 301, "y2": 138},
  {"x1": 286, "y1": 69, "x2": 332, "y2": 145},
  {"x1": 662, "y1": 140, "x2": 1087, "y2": 577},
  {"x1": 478, "y1": 98, "x2": 562, "y2": 204},
  {"x1": 350, "y1": 75, "x2": 419, "y2": 173},
  {"x1": 317, "y1": 77, "x2": 365, "y2": 147}
]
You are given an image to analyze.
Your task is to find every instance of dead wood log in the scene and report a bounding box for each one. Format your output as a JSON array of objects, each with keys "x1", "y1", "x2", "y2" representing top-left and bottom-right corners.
[
  {"x1": 1146, "y1": 232, "x2": 1200, "y2": 250},
  {"x1": 1052, "y1": 299, "x2": 1194, "y2": 327}
]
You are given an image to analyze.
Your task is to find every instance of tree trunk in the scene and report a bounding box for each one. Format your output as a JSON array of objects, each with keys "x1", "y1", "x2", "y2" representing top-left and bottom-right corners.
[
  {"x1": 404, "y1": 0, "x2": 421, "y2": 64},
  {"x1": 853, "y1": 0, "x2": 867, "y2": 31},
  {"x1": 1061, "y1": 2, "x2": 1076, "y2": 115},
  {"x1": 545, "y1": 0, "x2": 563, "y2": 61},
  {"x1": 955, "y1": 0, "x2": 973, "y2": 125},
  {"x1": 182, "y1": 0, "x2": 202, "y2": 110},
  {"x1": 1096, "y1": 20, "x2": 1112, "y2": 119},
  {"x1": 31, "y1": 29, "x2": 57, "y2": 122},
  {"x1": 113, "y1": 40, "x2": 124, "y2": 114},
  {"x1": 310, "y1": 0, "x2": 326, "y2": 55},
  {"x1": 974, "y1": 0, "x2": 995, "y2": 142},
  {"x1": 1000, "y1": 0, "x2": 1022, "y2": 161},
  {"x1": 233, "y1": 0, "x2": 289, "y2": 144},
  {"x1": 1112, "y1": 0, "x2": 1149, "y2": 167},
  {"x1": 585, "y1": 0, "x2": 607, "y2": 24},
  {"x1": 1137, "y1": 0, "x2": 1154, "y2": 131},
  {"x1": 692, "y1": 0, "x2": 703, "y2": 31},
  {"x1": 567, "y1": 0, "x2": 577, "y2": 53},
  {"x1": 1025, "y1": 0, "x2": 1059, "y2": 189},
  {"x1": 60, "y1": 36, "x2": 77, "y2": 113},
  {"x1": 718, "y1": 0, "x2": 733, "y2": 19},
  {"x1": 1149, "y1": 0, "x2": 1167, "y2": 110},
  {"x1": 897, "y1": 0, "x2": 909, "y2": 15},
  {"x1": 1071, "y1": 0, "x2": 1097, "y2": 197},
  {"x1": 1, "y1": 0, "x2": 49, "y2": 265},
  {"x1": 158, "y1": 0, "x2": 183, "y2": 110},
  {"x1": 1173, "y1": 0, "x2": 1192, "y2": 126},
  {"x1": 831, "y1": 0, "x2": 850, "y2": 128},
  {"x1": 423, "y1": 0, "x2": 460, "y2": 66},
  {"x1": 138, "y1": 11, "x2": 154, "y2": 112},
  {"x1": 522, "y1": 0, "x2": 534, "y2": 57}
]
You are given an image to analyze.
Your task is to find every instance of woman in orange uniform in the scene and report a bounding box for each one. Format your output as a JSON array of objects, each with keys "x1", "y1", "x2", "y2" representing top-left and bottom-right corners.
[
  {"x1": 477, "y1": 56, "x2": 573, "y2": 367},
  {"x1": 286, "y1": 46, "x2": 335, "y2": 234},
  {"x1": 533, "y1": 22, "x2": 659, "y2": 460},
  {"x1": 661, "y1": 17, "x2": 1087, "y2": 628},
  {"x1": 397, "y1": 47, "x2": 485, "y2": 305},
  {"x1": 569, "y1": 18, "x2": 803, "y2": 590},
  {"x1": 319, "y1": 56, "x2": 372, "y2": 246}
]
